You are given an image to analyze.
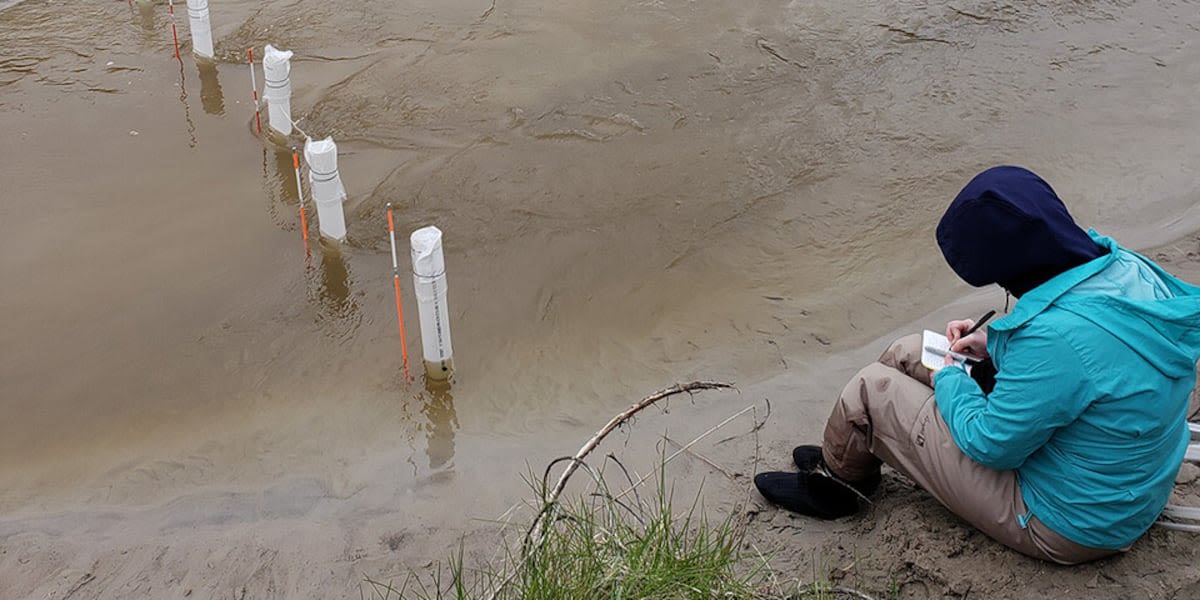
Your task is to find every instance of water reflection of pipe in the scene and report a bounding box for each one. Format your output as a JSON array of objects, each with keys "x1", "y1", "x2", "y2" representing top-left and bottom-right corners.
[
  {"x1": 275, "y1": 148, "x2": 298, "y2": 204},
  {"x1": 300, "y1": 238, "x2": 362, "y2": 335},
  {"x1": 421, "y1": 377, "x2": 458, "y2": 470},
  {"x1": 257, "y1": 149, "x2": 294, "y2": 230},
  {"x1": 137, "y1": 0, "x2": 156, "y2": 40},
  {"x1": 315, "y1": 237, "x2": 354, "y2": 319},
  {"x1": 297, "y1": 237, "x2": 362, "y2": 333},
  {"x1": 196, "y1": 60, "x2": 224, "y2": 116}
]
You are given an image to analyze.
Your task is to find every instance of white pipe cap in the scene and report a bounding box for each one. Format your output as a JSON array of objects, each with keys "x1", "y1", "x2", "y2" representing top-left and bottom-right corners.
[
  {"x1": 411, "y1": 226, "x2": 445, "y2": 278},
  {"x1": 262, "y1": 44, "x2": 293, "y2": 80},
  {"x1": 304, "y1": 137, "x2": 339, "y2": 176}
]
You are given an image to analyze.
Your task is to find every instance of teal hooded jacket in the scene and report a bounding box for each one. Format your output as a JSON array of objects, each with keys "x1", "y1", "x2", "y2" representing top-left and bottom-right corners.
[{"x1": 935, "y1": 232, "x2": 1200, "y2": 549}]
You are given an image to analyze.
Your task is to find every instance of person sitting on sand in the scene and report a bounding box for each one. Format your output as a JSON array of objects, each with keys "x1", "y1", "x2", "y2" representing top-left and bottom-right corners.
[{"x1": 754, "y1": 165, "x2": 1200, "y2": 564}]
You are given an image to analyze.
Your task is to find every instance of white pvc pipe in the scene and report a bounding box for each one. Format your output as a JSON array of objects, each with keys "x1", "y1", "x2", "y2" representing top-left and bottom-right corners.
[
  {"x1": 411, "y1": 226, "x2": 454, "y2": 380},
  {"x1": 186, "y1": 0, "x2": 214, "y2": 60},
  {"x1": 262, "y1": 44, "x2": 294, "y2": 136},
  {"x1": 1188, "y1": 443, "x2": 1200, "y2": 463},
  {"x1": 1162, "y1": 505, "x2": 1200, "y2": 521},
  {"x1": 303, "y1": 137, "x2": 347, "y2": 241},
  {"x1": 1157, "y1": 504, "x2": 1200, "y2": 532}
]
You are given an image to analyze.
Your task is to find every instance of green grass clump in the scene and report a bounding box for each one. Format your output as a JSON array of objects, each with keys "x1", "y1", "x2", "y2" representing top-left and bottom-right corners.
[
  {"x1": 514, "y1": 488, "x2": 763, "y2": 599},
  {"x1": 368, "y1": 467, "x2": 772, "y2": 600}
]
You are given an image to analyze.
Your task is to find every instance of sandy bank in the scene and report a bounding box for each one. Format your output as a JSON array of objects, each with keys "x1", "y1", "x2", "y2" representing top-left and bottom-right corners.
[{"x1": 2, "y1": 233, "x2": 1197, "y2": 599}]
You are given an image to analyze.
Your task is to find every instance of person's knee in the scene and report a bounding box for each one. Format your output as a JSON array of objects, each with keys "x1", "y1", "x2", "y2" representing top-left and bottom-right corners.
[
  {"x1": 844, "y1": 362, "x2": 903, "y2": 401},
  {"x1": 879, "y1": 333, "x2": 923, "y2": 368}
]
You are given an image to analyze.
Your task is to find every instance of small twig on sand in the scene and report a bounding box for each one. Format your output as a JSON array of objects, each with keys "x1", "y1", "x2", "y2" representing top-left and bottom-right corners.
[
  {"x1": 718, "y1": 397, "x2": 770, "y2": 444},
  {"x1": 832, "y1": 587, "x2": 879, "y2": 600},
  {"x1": 741, "y1": 402, "x2": 765, "y2": 511},
  {"x1": 613, "y1": 404, "x2": 754, "y2": 502},
  {"x1": 479, "y1": 0, "x2": 497, "y2": 21},
  {"x1": 662, "y1": 434, "x2": 737, "y2": 478},
  {"x1": 63, "y1": 573, "x2": 96, "y2": 600}
]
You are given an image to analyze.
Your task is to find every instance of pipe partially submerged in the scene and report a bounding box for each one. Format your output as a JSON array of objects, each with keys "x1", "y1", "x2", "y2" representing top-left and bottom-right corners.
[
  {"x1": 186, "y1": 0, "x2": 214, "y2": 59},
  {"x1": 303, "y1": 137, "x2": 347, "y2": 241},
  {"x1": 262, "y1": 44, "x2": 294, "y2": 136},
  {"x1": 411, "y1": 226, "x2": 454, "y2": 380}
]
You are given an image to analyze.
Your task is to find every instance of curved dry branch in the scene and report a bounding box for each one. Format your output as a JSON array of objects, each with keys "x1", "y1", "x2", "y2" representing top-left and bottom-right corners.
[
  {"x1": 528, "y1": 381, "x2": 733, "y2": 544},
  {"x1": 485, "y1": 380, "x2": 734, "y2": 600}
]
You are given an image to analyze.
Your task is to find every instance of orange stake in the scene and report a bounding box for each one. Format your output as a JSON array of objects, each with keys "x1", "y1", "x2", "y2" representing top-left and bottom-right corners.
[
  {"x1": 292, "y1": 150, "x2": 310, "y2": 250},
  {"x1": 168, "y1": 0, "x2": 180, "y2": 60},
  {"x1": 387, "y1": 203, "x2": 412, "y2": 380},
  {"x1": 248, "y1": 48, "x2": 262, "y2": 134}
]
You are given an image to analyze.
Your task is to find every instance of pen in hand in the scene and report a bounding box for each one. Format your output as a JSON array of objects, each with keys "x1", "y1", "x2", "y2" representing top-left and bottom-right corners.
[
  {"x1": 962, "y1": 310, "x2": 996, "y2": 338},
  {"x1": 946, "y1": 309, "x2": 996, "y2": 361}
]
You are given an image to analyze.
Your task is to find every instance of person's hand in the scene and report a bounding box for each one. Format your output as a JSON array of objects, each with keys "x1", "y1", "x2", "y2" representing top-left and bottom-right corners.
[
  {"x1": 929, "y1": 353, "x2": 962, "y2": 389},
  {"x1": 945, "y1": 319, "x2": 990, "y2": 359},
  {"x1": 930, "y1": 350, "x2": 969, "y2": 390}
]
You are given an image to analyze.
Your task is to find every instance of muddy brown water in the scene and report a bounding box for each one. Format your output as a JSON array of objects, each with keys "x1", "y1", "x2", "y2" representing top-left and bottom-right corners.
[{"x1": 2, "y1": 0, "x2": 1199, "y2": 572}]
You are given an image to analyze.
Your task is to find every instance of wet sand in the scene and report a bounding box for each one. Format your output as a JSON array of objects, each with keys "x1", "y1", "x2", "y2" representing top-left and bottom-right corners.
[{"x1": 2, "y1": 0, "x2": 1200, "y2": 597}]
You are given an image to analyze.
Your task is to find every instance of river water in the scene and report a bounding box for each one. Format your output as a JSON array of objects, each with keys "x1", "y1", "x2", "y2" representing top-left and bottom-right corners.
[{"x1": 1, "y1": 0, "x2": 1199, "y2": 588}]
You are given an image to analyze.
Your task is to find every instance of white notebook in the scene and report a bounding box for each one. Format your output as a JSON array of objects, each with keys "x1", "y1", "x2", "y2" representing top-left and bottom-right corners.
[{"x1": 921, "y1": 329, "x2": 980, "y2": 373}]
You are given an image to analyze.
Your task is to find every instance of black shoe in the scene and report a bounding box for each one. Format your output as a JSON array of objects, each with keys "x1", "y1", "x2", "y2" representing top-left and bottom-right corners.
[
  {"x1": 790, "y1": 445, "x2": 882, "y2": 496},
  {"x1": 754, "y1": 470, "x2": 862, "y2": 519},
  {"x1": 792, "y1": 445, "x2": 823, "y2": 471}
]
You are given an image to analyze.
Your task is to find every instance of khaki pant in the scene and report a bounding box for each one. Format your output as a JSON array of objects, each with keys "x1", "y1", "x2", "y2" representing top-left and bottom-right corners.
[{"x1": 821, "y1": 334, "x2": 1121, "y2": 565}]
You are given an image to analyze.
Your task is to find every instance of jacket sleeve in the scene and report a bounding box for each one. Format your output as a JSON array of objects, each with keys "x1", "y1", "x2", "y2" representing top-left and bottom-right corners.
[{"x1": 934, "y1": 323, "x2": 1094, "y2": 470}]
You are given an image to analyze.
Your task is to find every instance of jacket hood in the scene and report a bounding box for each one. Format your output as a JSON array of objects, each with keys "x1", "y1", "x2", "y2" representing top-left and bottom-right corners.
[
  {"x1": 990, "y1": 233, "x2": 1200, "y2": 379},
  {"x1": 937, "y1": 166, "x2": 1106, "y2": 296}
]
